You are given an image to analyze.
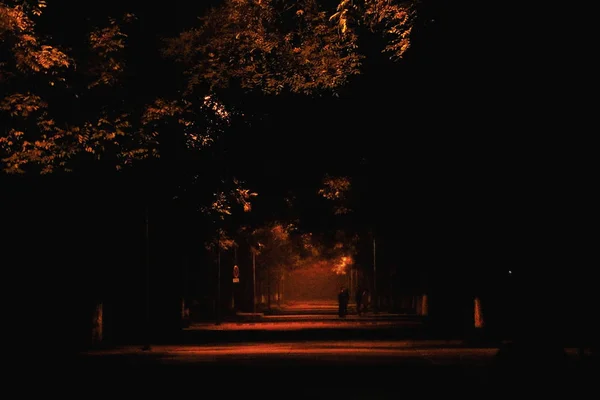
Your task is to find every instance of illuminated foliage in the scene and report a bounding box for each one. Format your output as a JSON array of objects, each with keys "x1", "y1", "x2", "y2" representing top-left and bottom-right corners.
[
  {"x1": 141, "y1": 94, "x2": 235, "y2": 152},
  {"x1": 0, "y1": 1, "x2": 70, "y2": 79},
  {"x1": 299, "y1": 232, "x2": 320, "y2": 257},
  {"x1": 87, "y1": 14, "x2": 135, "y2": 88},
  {"x1": 175, "y1": 173, "x2": 258, "y2": 256},
  {"x1": 246, "y1": 221, "x2": 357, "y2": 277},
  {"x1": 318, "y1": 174, "x2": 352, "y2": 215},
  {"x1": 0, "y1": 2, "x2": 148, "y2": 173},
  {"x1": 331, "y1": 254, "x2": 353, "y2": 275},
  {"x1": 319, "y1": 174, "x2": 351, "y2": 200},
  {"x1": 163, "y1": 0, "x2": 363, "y2": 95},
  {"x1": 250, "y1": 222, "x2": 302, "y2": 274},
  {"x1": 205, "y1": 227, "x2": 237, "y2": 252},
  {"x1": 201, "y1": 177, "x2": 258, "y2": 221},
  {"x1": 330, "y1": 0, "x2": 417, "y2": 60},
  {"x1": 175, "y1": 170, "x2": 259, "y2": 257},
  {"x1": 163, "y1": 0, "x2": 418, "y2": 96},
  {"x1": 327, "y1": 229, "x2": 358, "y2": 275},
  {"x1": 0, "y1": 2, "x2": 236, "y2": 174},
  {"x1": 1, "y1": 0, "x2": 420, "y2": 173}
]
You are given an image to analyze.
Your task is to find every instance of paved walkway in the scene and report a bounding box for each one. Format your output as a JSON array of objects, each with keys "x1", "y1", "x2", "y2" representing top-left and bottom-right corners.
[
  {"x1": 223, "y1": 300, "x2": 421, "y2": 323},
  {"x1": 82, "y1": 339, "x2": 474, "y2": 356},
  {"x1": 188, "y1": 318, "x2": 421, "y2": 331}
]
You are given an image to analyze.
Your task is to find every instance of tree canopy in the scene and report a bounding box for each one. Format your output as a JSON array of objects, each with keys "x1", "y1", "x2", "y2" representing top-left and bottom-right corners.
[
  {"x1": 0, "y1": 1, "x2": 159, "y2": 173},
  {"x1": 163, "y1": 0, "x2": 418, "y2": 95},
  {"x1": 2, "y1": 0, "x2": 421, "y2": 174},
  {"x1": 1, "y1": 0, "x2": 424, "y2": 260}
]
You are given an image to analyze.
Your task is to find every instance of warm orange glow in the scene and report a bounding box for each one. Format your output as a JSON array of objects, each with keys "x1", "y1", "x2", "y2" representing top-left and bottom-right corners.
[
  {"x1": 186, "y1": 321, "x2": 411, "y2": 331},
  {"x1": 203, "y1": 94, "x2": 230, "y2": 120},
  {"x1": 80, "y1": 342, "x2": 499, "y2": 363},
  {"x1": 332, "y1": 255, "x2": 352, "y2": 275},
  {"x1": 318, "y1": 175, "x2": 352, "y2": 214},
  {"x1": 286, "y1": 262, "x2": 342, "y2": 300},
  {"x1": 232, "y1": 177, "x2": 257, "y2": 212},
  {"x1": 318, "y1": 175, "x2": 351, "y2": 201},
  {"x1": 270, "y1": 223, "x2": 290, "y2": 241}
]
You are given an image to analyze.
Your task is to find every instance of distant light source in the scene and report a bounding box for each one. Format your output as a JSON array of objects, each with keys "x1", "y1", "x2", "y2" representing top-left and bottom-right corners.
[{"x1": 508, "y1": 270, "x2": 512, "y2": 275}]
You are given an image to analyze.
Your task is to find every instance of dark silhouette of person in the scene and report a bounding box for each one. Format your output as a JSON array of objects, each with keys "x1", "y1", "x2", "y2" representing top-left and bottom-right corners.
[
  {"x1": 338, "y1": 287, "x2": 349, "y2": 317},
  {"x1": 356, "y1": 287, "x2": 363, "y2": 315}
]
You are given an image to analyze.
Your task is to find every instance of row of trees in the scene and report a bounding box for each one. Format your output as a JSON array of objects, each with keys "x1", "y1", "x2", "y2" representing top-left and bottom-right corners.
[
  {"x1": 1, "y1": 0, "x2": 420, "y2": 173},
  {"x1": 2, "y1": 0, "x2": 425, "y2": 261},
  {"x1": 2, "y1": 0, "x2": 426, "y2": 341}
]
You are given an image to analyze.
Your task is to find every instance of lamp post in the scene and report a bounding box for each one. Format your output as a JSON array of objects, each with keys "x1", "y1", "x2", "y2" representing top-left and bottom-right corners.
[
  {"x1": 142, "y1": 205, "x2": 151, "y2": 351},
  {"x1": 373, "y1": 236, "x2": 378, "y2": 313},
  {"x1": 252, "y1": 249, "x2": 256, "y2": 314},
  {"x1": 216, "y1": 228, "x2": 221, "y2": 325}
]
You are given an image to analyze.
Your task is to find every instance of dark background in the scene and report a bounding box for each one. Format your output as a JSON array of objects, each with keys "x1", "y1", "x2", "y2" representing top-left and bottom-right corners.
[{"x1": 2, "y1": 1, "x2": 594, "y2": 350}]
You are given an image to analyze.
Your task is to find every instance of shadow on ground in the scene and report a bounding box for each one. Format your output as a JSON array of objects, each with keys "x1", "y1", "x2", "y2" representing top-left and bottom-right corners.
[{"x1": 45, "y1": 344, "x2": 597, "y2": 399}]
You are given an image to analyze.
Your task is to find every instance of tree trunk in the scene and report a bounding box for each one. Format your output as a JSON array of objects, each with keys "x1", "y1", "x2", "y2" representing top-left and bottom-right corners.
[{"x1": 91, "y1": 302, "x2": 103, "y2": 346}]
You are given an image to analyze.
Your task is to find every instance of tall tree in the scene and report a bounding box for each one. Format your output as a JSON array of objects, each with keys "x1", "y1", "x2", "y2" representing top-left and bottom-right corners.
[{"x1": 0, "y1": 0, "x2": 255, "y2": 347}]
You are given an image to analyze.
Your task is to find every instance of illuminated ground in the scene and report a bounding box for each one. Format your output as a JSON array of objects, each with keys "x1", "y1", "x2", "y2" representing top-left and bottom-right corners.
[
  {"x1": 275, "y1": 299, "x2": 350, "y2": 313},
  {"x1": 58, "y1": 304, "x2": 596, "y2": 397},
  {"x1": 189, "y1": 319, "x2": 420, "y2": 330},
  {"x1": 80, "y1": 340, "x2": 499, "y2": 364},
  {"x1": 259, "y1": 299, "x2": 400, "y2": 315},
  {"x1": 186, "y1": 300, "x2": 425, "y2": 344},
  {"x1": 182, "y1": 315, "x2": 430, "y2": 344}
]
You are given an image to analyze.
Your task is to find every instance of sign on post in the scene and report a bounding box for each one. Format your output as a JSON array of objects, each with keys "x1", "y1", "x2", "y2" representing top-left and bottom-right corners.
[{"x1": 233, "y1": 265, "x2": 240, "y2": 283}]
